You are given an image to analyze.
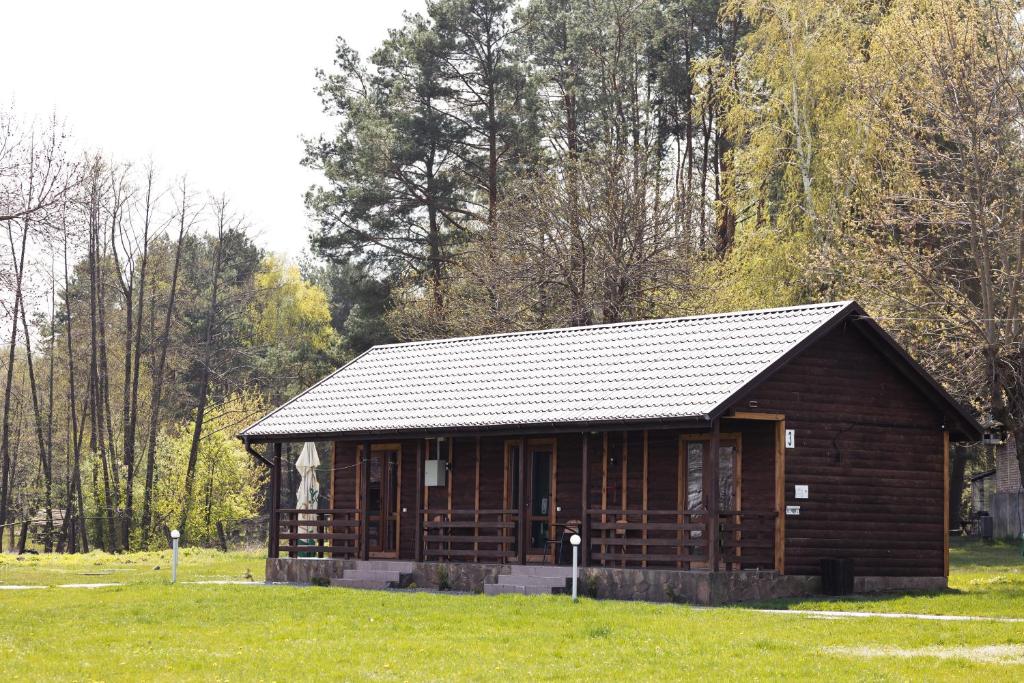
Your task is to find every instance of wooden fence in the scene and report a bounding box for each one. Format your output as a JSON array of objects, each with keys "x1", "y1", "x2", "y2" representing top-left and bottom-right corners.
[
  {"x1": 274, "y1": 508, "x2": 359, "y2": 558},
  {"x1": 422, "y1": 509, "x2": 519, "y2": 563}
]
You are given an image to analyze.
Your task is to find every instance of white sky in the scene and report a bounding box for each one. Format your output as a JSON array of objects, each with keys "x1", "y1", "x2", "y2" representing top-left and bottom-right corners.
[{"x1": 1, "y1": 0, "x2": 426, "y2": 256}]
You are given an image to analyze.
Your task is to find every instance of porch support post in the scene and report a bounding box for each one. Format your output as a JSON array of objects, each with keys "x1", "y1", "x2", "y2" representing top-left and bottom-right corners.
[
  {"x1": 774, "y1": 420, "x2": 786, "y2": 574},
  {"x1": 414, "y1": 439, "x2": 423, "y2": 562},
  {"x1": 360, "y1": 440, "x2": 370, "y2": 560},
  {"x1": 706, "y1": 418, "x2": 721, "y2": 571},
  {"x1": 943, "y1": 430, "x2": 950, "y2": 578},
  {"x1": 581, "y1": 433, "x2": 589, "y2": 567},
  {"x1": 269, "y1": 442, "x2": 282, "y2": 559},
  {"x1": 517, "y1": 438, "x2": 527, "y2": 564}
]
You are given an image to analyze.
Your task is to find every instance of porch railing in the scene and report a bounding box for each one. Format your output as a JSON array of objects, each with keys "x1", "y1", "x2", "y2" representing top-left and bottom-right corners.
[
  {"x1": 718, "y1": 510, "x2": 776, "y2": 570},
  {"x1": 271, "y1": 506, "x2": 776, "y2": 570},
  {"x1": 422, "y1": 509, "x2": 519, "y2": 563},
  {"x1": 585, "y1": 509, "x2": 709, "y2": 568},
  {"x1": 275, "y1": 508, "x2": 359, "y2": 558}
]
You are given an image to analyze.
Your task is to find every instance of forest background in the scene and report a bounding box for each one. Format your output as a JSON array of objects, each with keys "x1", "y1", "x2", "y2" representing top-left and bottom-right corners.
[{"x1": 2, "y1": 0, "x2": 1021, "y2": 551}]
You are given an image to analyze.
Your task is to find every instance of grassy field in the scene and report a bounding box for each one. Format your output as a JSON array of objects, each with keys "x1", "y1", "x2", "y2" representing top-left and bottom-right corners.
[
  {"x1": 748, "y1": 538, "x2": 1024, "y2": 618},
  {"x1": 0, "y1": 539, "x2": 1022, "y2": 681}
]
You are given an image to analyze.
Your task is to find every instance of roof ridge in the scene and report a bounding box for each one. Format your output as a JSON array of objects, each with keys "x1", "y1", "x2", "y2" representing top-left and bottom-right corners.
[{"x1": 373, "y1": 300, "x2": 855, "y2": 351}]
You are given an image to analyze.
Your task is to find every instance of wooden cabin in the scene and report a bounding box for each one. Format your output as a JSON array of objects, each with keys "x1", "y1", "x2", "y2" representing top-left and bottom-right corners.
[{"x1": 239, "y1": 301, "x2": 979, "y2": 603}]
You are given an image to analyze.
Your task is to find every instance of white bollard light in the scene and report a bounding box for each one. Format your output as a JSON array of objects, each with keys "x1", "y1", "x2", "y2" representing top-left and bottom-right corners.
[
  {"x1": 170, "y1": 529, "x2": 181, "y2": 584},
  {"x1": 570, "y1": 533, "x2": 582, "y2": 601}
]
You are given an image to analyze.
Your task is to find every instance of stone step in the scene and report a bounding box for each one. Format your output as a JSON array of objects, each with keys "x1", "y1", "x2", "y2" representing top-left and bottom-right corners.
[
  {"x1": 507, "y1": 564, "x2": 574, "y2": 578},
  {"x1": 351, "y1": 560, "x2": 416, "y2": 573},
  {"x1": 330, "y1": 578, "x2": 393, "y2": 590},
  {"x1": 342, "y1": 569, "x2": 405, "y2": 583},
  {"x1": 484, "y1": 583, "x2": 554, "y2": 596},
  {"x1": 497, "y1": 574, "x2": 569, "y2": 588}
]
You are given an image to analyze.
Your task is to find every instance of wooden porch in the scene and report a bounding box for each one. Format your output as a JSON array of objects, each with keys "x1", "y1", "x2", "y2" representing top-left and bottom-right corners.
[{"x1": 266, "y1": 415, "x2": 787, "y2": 573}]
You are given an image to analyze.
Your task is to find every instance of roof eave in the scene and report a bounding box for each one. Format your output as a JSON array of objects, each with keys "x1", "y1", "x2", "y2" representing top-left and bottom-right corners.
[{"x1": 236, "y1": 414, "x2": 713, "y2": 444}]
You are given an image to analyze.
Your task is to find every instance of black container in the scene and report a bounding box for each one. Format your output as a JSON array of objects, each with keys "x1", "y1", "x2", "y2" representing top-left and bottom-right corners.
[
  {"x1": 820, "y1": 558, "x2": 855, "y2": 595},
  {"x1": 979, "y1": 514, "x2": 994, "y2": 541}
]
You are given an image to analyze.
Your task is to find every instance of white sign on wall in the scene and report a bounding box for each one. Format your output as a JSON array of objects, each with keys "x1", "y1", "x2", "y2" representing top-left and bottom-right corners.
[
  {"x1": 786, "y1": 505, "x2": 801, "y2": 516},
  {"x1": 795, "y1": 485, "x2": 809, "y2": 499}
]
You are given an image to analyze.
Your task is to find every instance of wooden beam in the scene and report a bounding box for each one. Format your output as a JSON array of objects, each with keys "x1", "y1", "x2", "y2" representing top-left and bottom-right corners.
[
  {"x1": 581, "y1": 433, "x2": 589, "y2": 567},
  {"x1": 774, "y1": 421, "x2": 786, "y2": 574},
  {"x1": 354, "y1": 444, "x2": 361, "y2": 516},
  {"x1": 676, "y1": 436, "x2": 684, "y2": 569},
  {"x1": 447, "y1": 438, "x2": 454, "y2": 515},
  {"x1": 269, "y1": 443, "x2": 282, "y2": 559},
  {"x1": 447, "y1": 438, "x2": 454, "y2": 559},
  {"x1": 550, "y1": 436, "x2": 558, "y2": 563},
  {"x1": 502, "y1": 441, "x2": 509, "y2": 511},
  {"x1": 621, "y1": 431, "x2": 628, "y2": 513},
  {"x1": 517, "y1": 438, "x2": 527, "y2": 565},
  {"x1": 475, "y1": 436, "x2": 481, "y2": 563},
  {"x1": 706, "y1": 419, "x2": 721, "y2": 571},
  {"x1": 424, "y1": 439, "x2": 431, "y2": 513},
  {"x1": 621, "y1": 432, "x2": 628, "y2": 568},
  {"x1": 414, "y1": 440, "x2": 423, "y2": 562},
  {"x1": 601, "y1": 432, "x2": 608, "y2": 566},
  {"x1": 329, "y1": 441, "x2": 337, "y2": 555},
  {"x1": 725, "y1": 411, "x2": 786, "y2": 421},
  {"x1": 395, "y1": 444, "x2": 402, "y2": 557},
  {"x1": 359, "y1": 440, "x2": 370, "y2": 560},
  {"x1": 642, "y1": 430, "x2": 648, "y2": 568},
  {"x1": 329, "y1": 441, "x2": 337, "y2": 513},
  {"x1": 943, "y1": 430, "x2": 950, "y2": 578}
]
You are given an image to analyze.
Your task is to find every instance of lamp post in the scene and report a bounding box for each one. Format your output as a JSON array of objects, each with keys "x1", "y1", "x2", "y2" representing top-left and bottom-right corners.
[
  {"x1": 170, "y1": 529, "x2": 181, "y2": 584},
  {"x1": 570, "y1": 533, "x2": 582, "y2": 601}
]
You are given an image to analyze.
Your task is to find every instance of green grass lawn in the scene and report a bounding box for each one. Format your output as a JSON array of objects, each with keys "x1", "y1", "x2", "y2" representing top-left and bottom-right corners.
[
  {"x1": 747, "y1": 537, "x2": 1024, "y2": 618},
  {"x1": 0, "y1": 538, "x2": 1022, "y2": 681},
  {"x1": 0, "y1": 546, "x2": 265, "y2": 586}
]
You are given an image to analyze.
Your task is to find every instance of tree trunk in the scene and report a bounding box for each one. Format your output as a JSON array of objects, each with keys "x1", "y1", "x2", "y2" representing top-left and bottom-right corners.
[
  {"x1": 140, "y1": 184, "x2": 187, "y2": 547},
  {"x1": 87, "y1": 194, "x2": 118, "y2": 551},
  {"x1": 18, "y1": 295, "x2": 54, "y2": 552},
  {"x1": 64, "y1": 226, "x2": 89, "y2": 553},
  {"x1": 0, "y1": 216, "x2": 31, "y2": 546},
  {"x1": 120, "y1": 170, "x2": 154, "y2": 550},
  {"x1": 179, "y1": 200, "x2": 226, "y2": 538}
]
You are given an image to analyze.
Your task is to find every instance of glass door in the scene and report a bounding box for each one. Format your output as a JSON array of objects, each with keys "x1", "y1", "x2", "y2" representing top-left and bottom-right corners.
[
  {"x1": 504, "y1": 439, "x2": 556, "y2": 558},
  {"x1": 682, "y1": 438, "x2": 739, "y2": 512},
  {"x1": 527, "y1": 445, "x2": 553, "y2": 551},
  {"x1": 366, "y1": 446, "x2": 400, "y2": 555}
]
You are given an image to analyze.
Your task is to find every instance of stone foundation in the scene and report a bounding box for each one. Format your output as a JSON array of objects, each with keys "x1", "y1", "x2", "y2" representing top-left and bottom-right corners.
[
  {"x1": 578, "y1": 567, "x2": 817, "y2": 604},
  {"x1": 265, "y1": 558, "x2": 946, "y2": 605}
]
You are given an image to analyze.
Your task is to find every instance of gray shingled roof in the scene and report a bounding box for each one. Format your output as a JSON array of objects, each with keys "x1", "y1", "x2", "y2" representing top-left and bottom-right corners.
[{"x1": 240, "y1": 301, "x2": 857, "y2": 438}]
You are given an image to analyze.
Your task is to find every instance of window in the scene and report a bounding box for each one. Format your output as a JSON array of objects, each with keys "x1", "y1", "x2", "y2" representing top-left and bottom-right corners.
[{"x1": 682, "y1": 438, "x2": 739, "y2": 511}]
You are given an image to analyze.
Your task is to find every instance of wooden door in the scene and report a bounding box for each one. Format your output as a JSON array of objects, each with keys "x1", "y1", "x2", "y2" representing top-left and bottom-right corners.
[
  {"x1": 367, "y1": 445, "x2": 401, "y2": 556},
  {"x1": 505, "y1": 439, "x2": 556, "y2": 558},
  {"x1": 679, "y1": 435, "x2": 742, "y2": 512}
]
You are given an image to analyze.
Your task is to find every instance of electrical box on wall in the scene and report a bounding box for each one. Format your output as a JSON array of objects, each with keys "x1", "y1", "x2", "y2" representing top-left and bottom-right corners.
[
  {"x1": 786, "y1": 505, "x2": 801, "y2": 516},
  {"x1": 424, "y1": 459, "x2": 447, "y2": 487},
  {"x1": 785, "y1": 429, "x2": 795, "y2": 448}
]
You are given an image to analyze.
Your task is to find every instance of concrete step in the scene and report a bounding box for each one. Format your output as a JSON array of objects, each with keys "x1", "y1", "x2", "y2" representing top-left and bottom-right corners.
[
  {"x1": 496, "y1": 574, "x2": 569, "y2": 588},
  {"x1": 484, "y1": 583, "x2": 554, "y2": 596},
  {"x1": 330, "y1": 578, "x2": 393, "y2": 590},
  {"x1": 352, "y1": 560, "x2": 416, "y2": 572},
  {"x1": 342, "y1": 569, "x2": 405, "y2": 583},
  {"x1": 506, "y1": 565, "x2": 574, "y2": 578}
]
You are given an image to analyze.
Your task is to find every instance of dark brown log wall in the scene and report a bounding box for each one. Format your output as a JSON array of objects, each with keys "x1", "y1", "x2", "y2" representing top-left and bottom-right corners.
[{"x1": 740, "y1": 322, "x2": 946, "y2": 577}]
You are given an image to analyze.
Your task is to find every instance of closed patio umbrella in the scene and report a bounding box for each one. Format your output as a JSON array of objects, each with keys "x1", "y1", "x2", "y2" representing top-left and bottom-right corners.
[{"x1": 295, "y1": 442, "x2": 321, "y2": 554}]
